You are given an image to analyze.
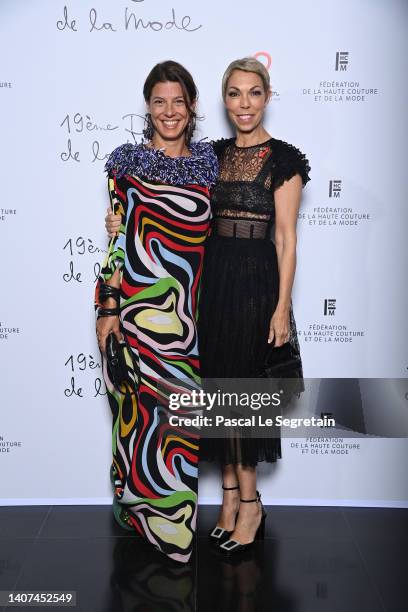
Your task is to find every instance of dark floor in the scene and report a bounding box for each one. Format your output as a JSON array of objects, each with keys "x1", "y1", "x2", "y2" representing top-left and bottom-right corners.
[{"x1": 0, "y1": 504, "x2": 406, "y2": 612}]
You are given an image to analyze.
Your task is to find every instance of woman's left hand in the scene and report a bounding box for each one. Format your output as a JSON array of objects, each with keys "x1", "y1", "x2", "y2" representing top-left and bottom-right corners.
[{"x1": 268, "y1": 306, "x2": 290, "y2": 346}]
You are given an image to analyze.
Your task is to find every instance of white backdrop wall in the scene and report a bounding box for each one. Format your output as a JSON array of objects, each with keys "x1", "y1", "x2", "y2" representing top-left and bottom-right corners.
[{"x1": 0, "y1": 0, "x2": 407, "y2": 507}]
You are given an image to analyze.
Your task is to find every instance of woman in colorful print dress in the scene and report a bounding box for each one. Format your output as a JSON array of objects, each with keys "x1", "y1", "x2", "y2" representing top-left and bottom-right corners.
[
  {"x1": 105, "y1": 57, "x2": 310, "y2": 558},
  {"x1": 95, "y1": 61, "x2": 218, "y2": 563}
]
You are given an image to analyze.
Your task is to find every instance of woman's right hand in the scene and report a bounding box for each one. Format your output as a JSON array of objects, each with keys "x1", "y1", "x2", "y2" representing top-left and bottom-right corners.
[
  {"x1": 96, "y1": 315, "x2": 122, "y2": 354},
  {"x1": 105, "y1": 207, "x2": 121, "y2": 238}
]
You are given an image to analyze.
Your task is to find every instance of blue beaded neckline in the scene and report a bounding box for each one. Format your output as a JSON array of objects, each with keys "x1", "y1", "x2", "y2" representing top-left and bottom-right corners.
[{"x1": 104, "y1": 140, "x2": 218, "y2": 188}]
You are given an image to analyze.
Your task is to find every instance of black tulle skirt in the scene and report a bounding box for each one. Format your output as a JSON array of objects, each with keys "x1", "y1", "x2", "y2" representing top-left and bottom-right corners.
[{"x1": 198, "y1": 234, "x2": 283, "y2": 467}]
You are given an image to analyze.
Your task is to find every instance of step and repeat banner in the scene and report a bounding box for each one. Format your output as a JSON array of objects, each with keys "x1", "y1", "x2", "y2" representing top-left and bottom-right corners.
[{"x1": 0, "y1": 0, "x2": 407, "y2": 507}]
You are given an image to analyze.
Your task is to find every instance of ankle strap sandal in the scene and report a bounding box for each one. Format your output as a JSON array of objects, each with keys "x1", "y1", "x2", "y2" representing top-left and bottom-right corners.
[
  {"x1": 217, "y1": 490, "x2": 267, "y2": 557},
  {"x1": 240, "y1": 490, "x2": 262, "y2": 503},
  {"x1": 208, "y1": 484, "x2": 240, "y2": 546}
]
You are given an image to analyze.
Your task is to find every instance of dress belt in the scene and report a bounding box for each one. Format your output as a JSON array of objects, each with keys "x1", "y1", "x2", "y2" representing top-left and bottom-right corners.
[{"x1": 213, "y1": 217, "x2": 269, "y2": 239}]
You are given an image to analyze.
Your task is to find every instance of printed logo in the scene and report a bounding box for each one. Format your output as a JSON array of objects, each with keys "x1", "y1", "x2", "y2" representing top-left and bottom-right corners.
[
  {"x1": 329, "y1": 180, "x2": 342, "y2": 198},
  {"x1": 298, "y1": 177, "x2": 371, "y2": 230},
  {"x1": 324, "y1": 299, "x2": 336, "y2": 316},
  {"x1": 298, "y1": 316, "x2": 365, "y2": 344},
  {"x1": 254, "y1": 51, "x2": 272, "y2": 71},
  {"x1": 0, "y1": 434, "x2": 23, "y2": 455},
  {"x1": 302, "y1": 52, "x2": 378, "y2": 103},
  {"x1": 254, "y1": 51, "x2": 280, "y2": 101},
  {"x1": 292, "y1": 437, "x2": 362, "y2": 457},
  {"x1": 0, "y1": 321, "x2": 20, "y2": 340},
  {"x1": 0, "y1": 208, "x2": 17, "y2": 222},
  {"x1": 335, "y1": 51, "x2": 349, "y2": 71}
]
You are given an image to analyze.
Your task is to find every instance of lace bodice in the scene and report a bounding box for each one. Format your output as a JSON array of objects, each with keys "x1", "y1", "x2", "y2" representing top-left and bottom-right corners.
[{"x1": 211, "y1": 137, "x2": 311, "y2": 224}]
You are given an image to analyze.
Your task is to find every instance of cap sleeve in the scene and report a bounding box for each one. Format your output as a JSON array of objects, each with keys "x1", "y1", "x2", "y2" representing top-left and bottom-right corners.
[
  {"x1": 272, "y1": 141, "x2": 311, "y2": 191},
  {"x1": 210, "y1": 138, "x2": 234, "y2": 161}
]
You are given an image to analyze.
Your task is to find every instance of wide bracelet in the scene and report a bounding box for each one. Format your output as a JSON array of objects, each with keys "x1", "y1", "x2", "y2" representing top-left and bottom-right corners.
[
  {"x1": 98, "y1": 283, "x2": 120, "y2": 304},
  {"x1": 97, "y1": 307, "x2": 120, "y2": 318}
]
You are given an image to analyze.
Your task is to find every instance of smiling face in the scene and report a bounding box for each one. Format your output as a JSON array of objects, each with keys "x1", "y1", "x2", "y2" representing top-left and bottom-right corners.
[
  {"x1": 147, "y1": 80, "x2": 193, "y2": 143},
  {"x1": 224, "y1": 69, "x2": 270, "y2": 134}
]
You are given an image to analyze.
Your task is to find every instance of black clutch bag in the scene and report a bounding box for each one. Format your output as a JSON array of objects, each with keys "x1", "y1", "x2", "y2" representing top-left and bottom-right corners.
[
  {"x1": 259, "y1": 341, "x2": 303, "y2": 380},
  {"x1": 258, "y1": 341, "x2": 304, "y2": 408},
  {"x1": 105, "y1": 332, "x2": 139, "y2": 390}
]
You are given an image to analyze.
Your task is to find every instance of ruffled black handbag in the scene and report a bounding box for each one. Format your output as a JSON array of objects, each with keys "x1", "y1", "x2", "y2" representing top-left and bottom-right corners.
[
  {"x1": 260, "y1": 341, "x2": 303, "y2": 379},
  {"x1": 258, "y1": 341, "x2": 304, "y2": 406}
]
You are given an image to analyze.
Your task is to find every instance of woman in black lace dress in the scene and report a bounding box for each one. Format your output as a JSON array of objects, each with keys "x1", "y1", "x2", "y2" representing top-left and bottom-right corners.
[
  {"x1": 105, "y1": 57, "x2": 310, "y2": 557},
  {"x1": 198, "y1": 58, "x2": 310, "y2": 556}
]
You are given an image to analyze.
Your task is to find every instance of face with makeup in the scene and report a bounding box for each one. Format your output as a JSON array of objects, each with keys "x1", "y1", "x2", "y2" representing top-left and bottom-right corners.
[
  {"x1": 147, "y1": 81, "x2": 194, "y2": 143},
  {"x1": 224, "y1": 69, "x2": 271, "y2": 135}
]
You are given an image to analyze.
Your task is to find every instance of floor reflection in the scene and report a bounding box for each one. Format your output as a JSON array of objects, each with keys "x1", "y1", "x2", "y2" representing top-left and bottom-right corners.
[
  {"x1": 108, "y1": 537, "x2": 196, "y2": 612},
  {"x1": 211, "y1": 552, "x2": 263, "y2": 612},
  {"x1": 0, "y1": 505, "x2": 401, "y2": 611},
  {"x1": 200, "y1": 540, "x2": 296, "y2": 612}
]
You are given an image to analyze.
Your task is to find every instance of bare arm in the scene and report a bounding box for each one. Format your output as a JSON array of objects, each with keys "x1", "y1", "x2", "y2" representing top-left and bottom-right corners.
[
  {"x1": 95, "y1": 177, "x2": 126, "y2": 352},
  {"x1": 268, "y1": 174, "x2": 302, "y2": 345}
]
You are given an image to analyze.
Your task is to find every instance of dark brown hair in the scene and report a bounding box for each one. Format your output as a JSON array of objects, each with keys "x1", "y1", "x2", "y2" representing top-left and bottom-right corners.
[{"x1": 143, "y1": 60, "x2": 198, "y2": 116}]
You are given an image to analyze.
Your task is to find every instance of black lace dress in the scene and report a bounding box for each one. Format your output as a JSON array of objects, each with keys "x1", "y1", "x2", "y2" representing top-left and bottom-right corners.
[{"x1": 198, "y1": 137, "x2": 311, "y2": 467}]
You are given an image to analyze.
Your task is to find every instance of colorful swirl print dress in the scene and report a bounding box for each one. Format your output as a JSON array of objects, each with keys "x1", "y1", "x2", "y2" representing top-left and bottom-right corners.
[{"x1": 95, "y1": 142, "x2": 218, "y2": 563}]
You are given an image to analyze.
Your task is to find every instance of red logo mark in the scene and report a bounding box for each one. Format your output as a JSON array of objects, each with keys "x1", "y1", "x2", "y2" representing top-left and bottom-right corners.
[{"x1": 254, "y1": 51, "x2": 272, "y2": 71}]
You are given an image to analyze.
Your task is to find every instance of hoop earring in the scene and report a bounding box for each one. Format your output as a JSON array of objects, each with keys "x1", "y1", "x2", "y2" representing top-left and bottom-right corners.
[
  {"x1": 185, "y1": 114, "x2": 196, "y2": 144},
  {"x1": 142, "y1": 113, "x2": 154, "y2": 141}
]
